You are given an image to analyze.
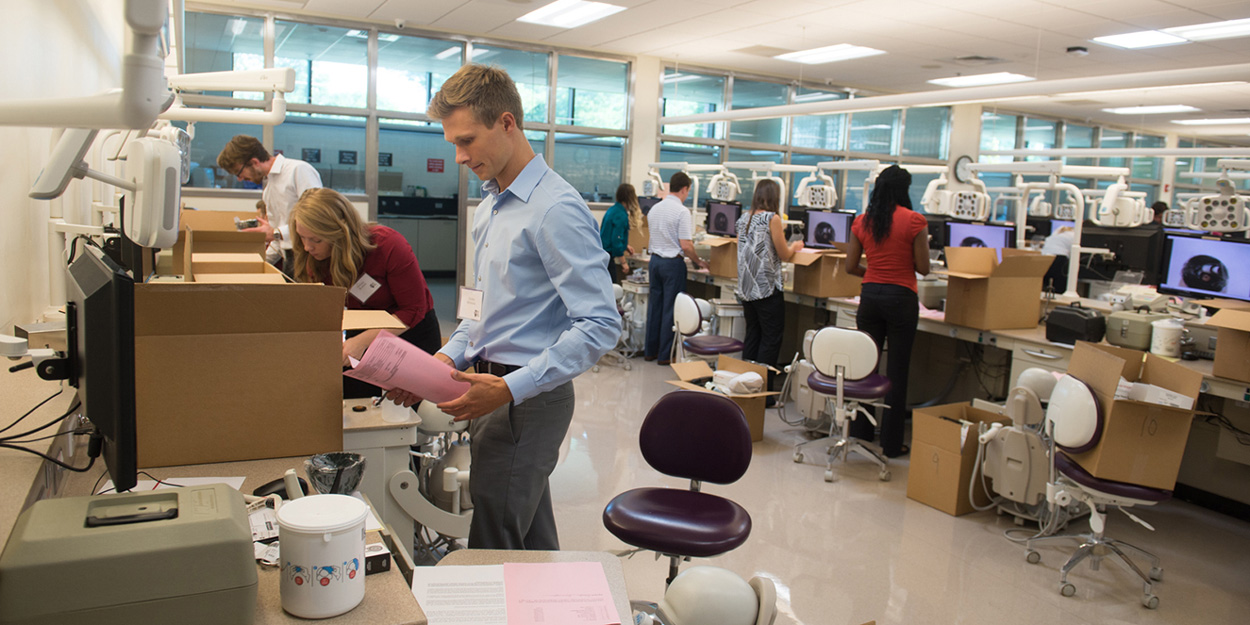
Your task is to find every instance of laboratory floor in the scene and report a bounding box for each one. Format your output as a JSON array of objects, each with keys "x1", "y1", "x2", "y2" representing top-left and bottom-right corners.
[{"x1": 551, "y1": 356, "x2": 1250, "y2": 625}]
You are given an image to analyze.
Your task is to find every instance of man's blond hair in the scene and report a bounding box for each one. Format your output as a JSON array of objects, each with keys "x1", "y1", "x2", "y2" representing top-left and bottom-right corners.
[{"x1": 427, "y1": 64, "x2": 525, "y2": 130}]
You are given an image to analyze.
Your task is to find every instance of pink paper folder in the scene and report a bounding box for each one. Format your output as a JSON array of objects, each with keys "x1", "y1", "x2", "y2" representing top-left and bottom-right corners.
[{"x1": 344, "y1": 330, "x2": 470, "y2": 403}]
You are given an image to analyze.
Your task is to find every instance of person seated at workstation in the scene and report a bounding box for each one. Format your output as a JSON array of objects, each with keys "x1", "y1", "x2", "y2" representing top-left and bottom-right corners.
[
  {"x1": 291, "y1": 188, "x2": 441, "y2": 399},
  {"x1": 601, "y1": 183, "x2": 640, "y2": 284},
  {"x1": 736, "y1": 178, "x2": 802, "y2": 391}
]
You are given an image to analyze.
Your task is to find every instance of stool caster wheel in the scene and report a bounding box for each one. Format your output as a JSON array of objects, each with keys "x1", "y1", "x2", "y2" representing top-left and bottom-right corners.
[
  {"x1": 592, "y1": 365, "x2": 601, "y2": 373},
  {"x1": 1060, "y1": 583, "x2": 1076, "y2": 597},
  {"x1": 1026, "y1": 551, "x2": 1041, "y2": 564},
  {"x1": 1142, "y1": 593, "x2": 1159, "y2": 609},
  {"x1": 823, "y1": 469, "x2": 834, "y2": 482},
  {"x1": 1149, "y1": 567, "x2": 1163, "y2": 582},
  {"x1": 624, "y1": 364, "x2": 632, "y2": 371},
  {"x1": 879, "y1": 469, "x2": 891, "y2": 482},
  {"x1": 793, "y1": 452, "x2": 804, "y2": 464}
]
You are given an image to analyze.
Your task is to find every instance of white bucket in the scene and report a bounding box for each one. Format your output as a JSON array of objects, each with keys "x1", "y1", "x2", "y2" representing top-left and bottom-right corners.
[
  {"x1": 1150, "y1": 318, "x2": 1184, "y2": 358},
  {"x1": 277, "y1": 494, "x2": 369, "y2": 619}
]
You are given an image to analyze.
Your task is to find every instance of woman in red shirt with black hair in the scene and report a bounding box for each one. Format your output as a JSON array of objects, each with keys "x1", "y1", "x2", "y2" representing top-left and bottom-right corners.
[
  {"x1": 844, "y1": 165, "x2": 931, "y2": 458},
  {"x1": 292, "y1": 188, "x2": 441, "y2": 398}
]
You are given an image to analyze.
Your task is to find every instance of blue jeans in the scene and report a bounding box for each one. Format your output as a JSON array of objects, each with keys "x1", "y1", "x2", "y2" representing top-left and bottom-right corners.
[{"x1": 644, "y1": 255, "x2": 687, "y2": 360}]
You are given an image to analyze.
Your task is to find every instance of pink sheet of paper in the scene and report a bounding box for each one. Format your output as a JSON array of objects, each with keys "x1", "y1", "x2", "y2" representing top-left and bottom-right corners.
[
  {"x1": 503, "y1": 562, "x2": 620, "y2": 625},
  {"x1": 344, "y1": 330, "x2": 470, "y2": 403}
]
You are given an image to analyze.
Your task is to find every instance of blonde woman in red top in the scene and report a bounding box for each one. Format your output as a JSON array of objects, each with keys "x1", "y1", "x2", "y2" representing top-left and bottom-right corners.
[{"x1": 844, "y1": 165, "x2": 931, "y2": 458}]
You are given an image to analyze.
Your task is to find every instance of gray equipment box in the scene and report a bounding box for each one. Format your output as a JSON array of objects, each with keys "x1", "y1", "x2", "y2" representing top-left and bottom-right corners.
[
  {"x1": 1106, "y1": 308, "x2": 1170, "y2": 351},
  {"x1": 0, "y1": 483, "x2": 257, "y2": 625}
]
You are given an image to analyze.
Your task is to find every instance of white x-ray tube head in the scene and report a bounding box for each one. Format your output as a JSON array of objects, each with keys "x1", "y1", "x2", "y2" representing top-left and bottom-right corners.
[{"x1": 122, "y1": 137, "x2": 182, "y2": 248}]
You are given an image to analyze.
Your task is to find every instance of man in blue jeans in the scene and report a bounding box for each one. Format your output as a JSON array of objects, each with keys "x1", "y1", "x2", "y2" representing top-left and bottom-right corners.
[{"x1": 644, "y1": 172, "x2": 709, "y2": 364}]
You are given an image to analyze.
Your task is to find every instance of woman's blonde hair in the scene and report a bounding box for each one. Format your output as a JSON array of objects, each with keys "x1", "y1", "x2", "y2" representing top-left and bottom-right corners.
[
  {"x1": 290, "y1": 188, "x2": 376, "y2": 288},
  {"x1": 616, "y1": 183, "x2": 641, "y2": 228}
]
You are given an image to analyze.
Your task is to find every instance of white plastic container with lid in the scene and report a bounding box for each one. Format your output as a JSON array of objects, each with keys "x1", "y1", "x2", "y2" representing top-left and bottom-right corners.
[{"x1": 277, "y1": 494, "x2": 369, "y2": 619}]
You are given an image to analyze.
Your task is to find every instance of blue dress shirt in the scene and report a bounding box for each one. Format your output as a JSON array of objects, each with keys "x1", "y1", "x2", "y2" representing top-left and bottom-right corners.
[{"x1": 439, "y1": 155, "x2": 619, "y2": 404}]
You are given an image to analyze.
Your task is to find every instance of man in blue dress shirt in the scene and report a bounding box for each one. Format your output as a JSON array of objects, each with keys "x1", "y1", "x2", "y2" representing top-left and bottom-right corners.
[{"x1": 392, "y1": 64, "x2": 618, "y2": 550}]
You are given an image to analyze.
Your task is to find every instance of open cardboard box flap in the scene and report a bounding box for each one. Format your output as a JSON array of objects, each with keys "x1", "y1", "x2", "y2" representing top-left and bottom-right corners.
[
  {"x1": 702, "y1": 236, "x2": 737, "y2": 248},
  {"x1": 668, "y1": 355, "x2": 778, "y2": 398},
  {"x1": 790, "y1": 248, "x2": 847, "y2": 267},
  {"x1": 942, "y1": 247, "x2": 1052, "y2": 280},
  {"x1": 1208, "y1": 308, "x2": 1250, "y2": 332},
  {"x1": 343, "y1": 310, "x2": 406, "y2": 332},
  {"x1": 1067, "y1": 341, "x2": 1202, "y2": 408}
]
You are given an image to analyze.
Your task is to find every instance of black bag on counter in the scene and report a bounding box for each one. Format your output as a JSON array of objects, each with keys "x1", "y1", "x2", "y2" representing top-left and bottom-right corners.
[{"x1": 1045, "y1": 302, "x2": 1106, "y2": 345}]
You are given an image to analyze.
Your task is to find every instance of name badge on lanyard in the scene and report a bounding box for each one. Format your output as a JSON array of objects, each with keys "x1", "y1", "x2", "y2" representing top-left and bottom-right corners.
[
  {"x1": 458, "y1": 286, "x2": 483, "y2": 322},
  {"x1": 349, "y1": 274, "x2": 382, "y2": 304}
]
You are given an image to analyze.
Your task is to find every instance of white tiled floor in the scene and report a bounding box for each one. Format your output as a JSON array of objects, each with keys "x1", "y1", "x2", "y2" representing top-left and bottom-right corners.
[{"x1": 552, "y1": 355, "x2": 1250, "y2": 625}]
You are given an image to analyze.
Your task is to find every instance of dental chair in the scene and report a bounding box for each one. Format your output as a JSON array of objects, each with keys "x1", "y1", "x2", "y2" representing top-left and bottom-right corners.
[
  {"x1": 1025, "y1": 374, "x2": 1168, "y2": 609},
  {"x1": 672, "y1": 292, "x2": 744, "y2": 363},
  {"x1": 603, "y1": 390, "x2": 753, "y2": 586},
  {"x1": 794, "y1": 326, "x2": 892, "y2": 482}
]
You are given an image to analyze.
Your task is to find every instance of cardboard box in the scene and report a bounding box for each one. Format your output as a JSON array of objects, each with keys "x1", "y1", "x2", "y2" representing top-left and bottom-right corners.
[
  {"x1": 628, "y1": 217, "x2": 649, "y2": 257},
  {"x1": 170, "y1": 210, "x2": 267, "y2": 275},
  {"x1": 1064, "y1": 342, "x2": 1204, "y2": 490},
  {"x1": 790, "y1": 247, "x2": 862, "y2": 298},
  {"x1": 666, "y1": 355, "x2": 777, "y2": 442},
  {"x1": 906, "y1": 402, "x2": 1009, "y2": 516},
  {"x1": 1206, "y1": 309, "x2": 1250, "y2": 383},
  {"x1": 190, "y1": 252, "x2": 270, "y2": 277},
  {"x1": 941, "y1": 247, "x2": 1053, "y2": 330},
  {"x1": 703, "y1": 236, "x2": 738, "y2": 279},
  {"x1": 131, "y1": 282, "x2": 347, "y2": 468}
]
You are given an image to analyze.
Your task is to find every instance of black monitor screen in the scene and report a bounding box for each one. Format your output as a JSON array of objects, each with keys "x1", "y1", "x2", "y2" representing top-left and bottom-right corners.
[
  {"x1": 705, "y1": 201, "x2": 742, "y2": 237},
  {"x1": 803, "y1": 210, "x2": 855, "y2": 248},
  {"x1": 638, "y1": 196, "x2": 662, "y2": 217},
  {"x1": 946, "y1": 222, "x2": 1014, "y2": 250},
  {"x1": 1159, "y1": 234, "x2": 1250, "y2": 301},
  {"x1": 1051, "y1": 219, "x2": 1075, "y2": 232},
  {"x1": 926, "y1": 215, "x2": 948, "y2": 249},
  {"x1": 66, "y1": 245, "x2": 137, "y2": 492},
  {"x1": 1080, "y1": 225, "x2": 1165, "y2": 285}
]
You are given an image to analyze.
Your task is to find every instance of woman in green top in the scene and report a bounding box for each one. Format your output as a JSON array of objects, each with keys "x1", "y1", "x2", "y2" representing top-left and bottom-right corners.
[{"x1": 600, "y1": 183, "x2": 641, "y2": 283}]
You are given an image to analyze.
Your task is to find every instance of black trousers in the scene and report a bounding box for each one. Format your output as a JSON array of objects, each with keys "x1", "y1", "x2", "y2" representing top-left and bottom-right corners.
[
  {"x1": 607, "y1": 257, "x2": 623, "y2": 284},
  {"x1": 741, "y1": 289, "x2": 785, "y2": 370},
  {"x1": 850, "y1": 283, "x2": 919, "y2": 457},
  {"x1": 343, "y1": 308, "x2": 443, "y2": 399}
]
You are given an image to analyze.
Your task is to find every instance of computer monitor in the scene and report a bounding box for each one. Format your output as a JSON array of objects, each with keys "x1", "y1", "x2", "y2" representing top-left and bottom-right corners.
[
  {"x1": 1079, "y1": 225, "x2": 1165, "y2": 286},
  {"x1": 1158, "y1": 233, "x2": 1250, "y2": 301},
  {"x1": 705, "y1": 201, "x2": 742, "y2": 237},
  {"x1": 803, "y1": 210, "x2": 855, "y2": 249},
  {"x1": 1051, "y1": 219, "x2": 1075, "y2": 232},
  {"x1": 946, "y1": 222, "x2": 1014, "y2": 250},
  {"x1": 638, "y1": 196, "x2": 662, "y2": 217},
  {"x1": 66, "y1": 244, "x2": 138, "y2": 492}
]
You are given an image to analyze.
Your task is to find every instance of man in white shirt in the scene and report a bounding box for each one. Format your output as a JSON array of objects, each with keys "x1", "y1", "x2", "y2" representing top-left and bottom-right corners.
[
  {"x1": 644, "y1": 171, "x2": 708, "y2": 364},
  {"x1": 217, "y1": 135, "x2": 323, "y2": 275}
]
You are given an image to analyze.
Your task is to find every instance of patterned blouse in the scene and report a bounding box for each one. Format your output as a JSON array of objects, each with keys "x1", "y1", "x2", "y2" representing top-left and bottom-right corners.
[{"x1": 735, "y1": 210, "x2": 782, "y2": 302}]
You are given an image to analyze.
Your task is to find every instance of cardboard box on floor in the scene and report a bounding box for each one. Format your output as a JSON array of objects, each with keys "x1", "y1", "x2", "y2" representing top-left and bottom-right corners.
[
  {"x1": 132, "y1": 282, "x2": 349, "y2": 468},
  {"x1": 703, "y1": 236, "x2": 738, "y2": 279},
  {"x1": 1064, "y1": 341, "x2": 1203, "y2": 490},
  {"x1": 907, "y1": 402, "x2": 1009, "y2": 516},
  {"x1": 941, "y1": 247, "x2": 1053, "y2": 330},
  {"x1": 170, "y1": 210, "x2": 266, "y2": 275},
  {"x1": 667, "y1": 355, "x2": 777, "y2": 442},
  {"x1": 790, "y1": 246, "x2": 862, "y2": 298},
  {"x1": 1206, "y1": 309, "x2": 1250, "y2": 384}
]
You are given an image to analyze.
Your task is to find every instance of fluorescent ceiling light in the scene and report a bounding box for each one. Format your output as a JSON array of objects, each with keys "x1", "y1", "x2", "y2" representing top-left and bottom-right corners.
[
  {"x1": 434, "y1": 47, "x2": 460, "y2": 60},
  {"x1": 1172, "y1": 117, "x2": 1250, "y2": 125},
  {"x1": 516, "y1": 0, "x2": 626, "y2": 29},
  {"x1": 1092, "y1": 30, "x2": 1187, "y2": 49},
  {"x1": 345, "y1": 29, "x2": 398, "y2": 42},
  {"x1": 1102, "y1": 104, "x2": 1200, "y2": 115},
  {"x1": 662, "y1": 73, "x2": 702, "y2": 84},
  {"x1": 927, "y1": 72, "x2": 1035, "y2": 88},
  {"x1": 793, "y1": 91, "x2": 842, "y2": 103},
  {"x1": 774, "y1": 44, "x2": 885, "y2": 65},
  {"x1": 1164, "y1": 18, "x2": 1250, "y2": 42}
]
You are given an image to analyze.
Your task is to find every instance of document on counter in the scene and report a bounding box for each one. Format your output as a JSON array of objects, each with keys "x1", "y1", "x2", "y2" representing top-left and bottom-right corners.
[
  {"x1": 412, "y1": 562, "x2": 620, "y2": 625},
  {"x1": 344, "y1": 330, "x2": 470, "y2": 403}
]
